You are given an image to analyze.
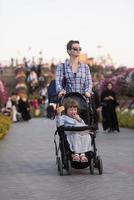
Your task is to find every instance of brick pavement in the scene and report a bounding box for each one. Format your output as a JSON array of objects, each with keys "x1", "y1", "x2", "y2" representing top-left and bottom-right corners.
[{"x1": 0, "y1": 118, "x2": 134, "y2": 200}]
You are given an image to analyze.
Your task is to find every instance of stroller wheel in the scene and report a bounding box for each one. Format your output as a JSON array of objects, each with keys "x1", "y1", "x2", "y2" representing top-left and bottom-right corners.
[
  {"x1": 57, "y1": 157, "x2": 63, "y2": 176},
  {"x1": 89, "y1": 158, "x2": 94, "y2": 174},
  {"x1": 67, "y1": 160, "x2": 72, "y2": 175},
  {"x1": 97, "y1": 156, "x2": 103, "y2": 175}
]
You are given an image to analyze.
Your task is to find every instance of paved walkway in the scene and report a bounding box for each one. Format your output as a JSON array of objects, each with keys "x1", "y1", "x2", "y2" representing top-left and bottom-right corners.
[{"x1": 0, "y1": 118, "x2": 134, "y2": 200}]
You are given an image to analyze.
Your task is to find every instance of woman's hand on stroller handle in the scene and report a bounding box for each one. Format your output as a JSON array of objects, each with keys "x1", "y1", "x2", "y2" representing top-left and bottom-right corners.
[
  {"x1": 85, "y1": 92, "x2": 91, "y2": 98},
  {"x1": 58, "y1": 90, "x2": 66, "y2": 98}
]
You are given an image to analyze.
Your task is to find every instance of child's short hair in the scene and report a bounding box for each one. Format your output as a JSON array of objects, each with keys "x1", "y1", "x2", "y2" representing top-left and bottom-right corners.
[{"x1": 64, "y1": 98, "x2": 79, "y2": 114}]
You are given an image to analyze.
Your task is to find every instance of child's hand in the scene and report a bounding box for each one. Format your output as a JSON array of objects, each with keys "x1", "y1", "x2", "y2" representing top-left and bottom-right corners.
[
  {"x1": 73, "y1": 114, "x2": 81, "y2": 122},
  {"x1": 56, "y1": 106, "x2": 64, "y2": 115}
]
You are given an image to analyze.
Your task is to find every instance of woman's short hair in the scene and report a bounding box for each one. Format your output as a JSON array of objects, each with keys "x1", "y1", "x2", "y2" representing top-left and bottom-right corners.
[
  {"x1": 66, "y1": 40, "x2": 80, "y2": 51},
  {"x1": 64, "y1": 98, "x2": 79, "y2": 114}
]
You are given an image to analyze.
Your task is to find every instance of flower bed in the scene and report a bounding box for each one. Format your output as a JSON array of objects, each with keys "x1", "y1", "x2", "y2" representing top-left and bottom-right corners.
[{"x1": 0, "y1": 114, "x2": 12, "y2": 140}]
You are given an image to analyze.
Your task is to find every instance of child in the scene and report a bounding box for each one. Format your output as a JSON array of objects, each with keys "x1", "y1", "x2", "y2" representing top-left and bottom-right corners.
[{"x1": 56, "y1": 98, "x2": 92, "y2": 162}]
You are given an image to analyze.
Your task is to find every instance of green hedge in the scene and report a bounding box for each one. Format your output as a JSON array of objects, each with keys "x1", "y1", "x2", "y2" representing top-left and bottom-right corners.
[
  {"x1": 0, "y1": 115, "x2": 12, "y2": 140},
  {"x1": 117, "y1": 110, "x2": 134, "y2": 129}
]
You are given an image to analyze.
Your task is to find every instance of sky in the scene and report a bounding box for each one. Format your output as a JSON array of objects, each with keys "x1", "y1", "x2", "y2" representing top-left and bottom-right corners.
[{"x1": 0, "y1": 0, "x2": 134, "y2": 67}]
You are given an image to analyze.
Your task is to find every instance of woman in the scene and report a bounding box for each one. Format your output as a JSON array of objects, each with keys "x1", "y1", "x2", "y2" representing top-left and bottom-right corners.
[
  {"x1": 56, "y1": 40, "x2": 92, "y2": 98},
  {"x1": 100, "y1": 82, "x2": 120, "y2": 132}
]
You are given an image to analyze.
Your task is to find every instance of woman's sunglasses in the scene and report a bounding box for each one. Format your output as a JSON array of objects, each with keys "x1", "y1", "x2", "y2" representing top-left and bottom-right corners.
[{"x1": 71, "y1": 47, "x2": 82, "y2": 51}]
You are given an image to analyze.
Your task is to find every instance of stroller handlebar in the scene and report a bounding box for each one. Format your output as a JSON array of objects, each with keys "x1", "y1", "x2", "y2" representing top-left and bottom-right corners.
[{"x1": 57, "y1": 125, "x2": 94, "y2": 132}]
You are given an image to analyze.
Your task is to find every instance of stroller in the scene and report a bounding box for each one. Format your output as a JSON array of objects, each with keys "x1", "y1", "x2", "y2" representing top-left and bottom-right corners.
[{"x1": 54, "y1": 92, "x2": 103, "y2": 175}]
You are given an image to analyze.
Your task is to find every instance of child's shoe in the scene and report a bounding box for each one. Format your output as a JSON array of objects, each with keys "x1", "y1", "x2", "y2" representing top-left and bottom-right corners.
[
  {"x1": 80, "y1": 153, "x2": 88, "y2": 163},
  {"x1": 72, "y1": 154, "x2": 80, "y2": 162}
]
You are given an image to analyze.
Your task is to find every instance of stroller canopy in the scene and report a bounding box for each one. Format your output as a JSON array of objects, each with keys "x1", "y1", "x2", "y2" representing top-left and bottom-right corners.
[{"x1": 62, "y1": 92, "x2": 90, "y2": 125}]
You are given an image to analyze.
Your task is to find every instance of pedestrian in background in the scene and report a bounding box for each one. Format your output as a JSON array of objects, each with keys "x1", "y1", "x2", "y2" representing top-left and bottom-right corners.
[
  {"x1": 100, "y1": 82, "x2": 120, "y2": 132},
  {"x1": 18, "y1": 96, "x2": 31, "y2": 121}
]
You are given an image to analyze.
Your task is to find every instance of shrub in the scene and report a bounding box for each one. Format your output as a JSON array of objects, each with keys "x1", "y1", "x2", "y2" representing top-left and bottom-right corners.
[
  {"x1": 117, "y1": 110, "x2": 134, "y2": 129},
  {"x1": 0, "y1": 114, "x2": 12, "y2": 140}
]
